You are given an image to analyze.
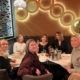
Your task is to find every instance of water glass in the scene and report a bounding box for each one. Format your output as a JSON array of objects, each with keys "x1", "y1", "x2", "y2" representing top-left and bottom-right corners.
[{"x1": 57, "y1": 50, "x2": 62, "y2": 59}]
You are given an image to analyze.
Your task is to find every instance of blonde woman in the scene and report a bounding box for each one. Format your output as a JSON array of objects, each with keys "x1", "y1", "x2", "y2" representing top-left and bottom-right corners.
[
  {"x1": 66, "y1": 35, "x2": 80, "y2": 73},
  {"x1": 52, "y1": 31, "x2": 68, "y2": 53},
  {"x1": 0, "y1": 39, "x2": 11, "y2": 73},
  {"x1": 13, "y1": 34, "x2": 26, "y2": 55}
]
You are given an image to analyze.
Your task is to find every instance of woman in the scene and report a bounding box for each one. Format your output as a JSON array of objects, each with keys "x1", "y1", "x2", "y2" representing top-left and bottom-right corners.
[
  {"x1": 13, "y1": 34, "x2": 26, "y2": 55},
  {"x1": 0, "y1": 39, "x2": 21, "y2": 80},
  {"x1": 66, "y1": 35, "x2": 80, "y2": 73},
  {"x1": 52, "y1": 31, "x2": 68, "y2": 53},
  {"x1": 0, "y1": 39, "x2": 11, "y2": 73},
  {"x1": 38, "y1": 34, "x2": 50, "y2": 54},
  {"x1": 17, "y1": 39, "x2": 50, "y2": 76},
  {"x1": 68, "y1": 73, "x2": 80, "y2": 80}
]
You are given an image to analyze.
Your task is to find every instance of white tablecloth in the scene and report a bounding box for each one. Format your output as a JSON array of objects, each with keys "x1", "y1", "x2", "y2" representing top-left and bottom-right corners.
[
  {"x1": 8, "y1": 54, "x2": 24, "y2": 67},
  {"x1": 9, "y1": 53, "x2": 71, "y2": 68},
  {"x1": 38, "y1": 54, "x2": 71, "y2": 68}
]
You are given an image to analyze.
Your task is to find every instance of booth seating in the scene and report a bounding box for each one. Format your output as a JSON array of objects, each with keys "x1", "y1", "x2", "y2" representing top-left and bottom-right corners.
[
  {"x1": 0, "y1": 69, "x2": 10, "y2": 80},
  {"x1": 22, "y1": 73, "x2": 53, "y2": 80},
  {"x1": 8, "y1": 36, "x2": 72, "y2": 54}
]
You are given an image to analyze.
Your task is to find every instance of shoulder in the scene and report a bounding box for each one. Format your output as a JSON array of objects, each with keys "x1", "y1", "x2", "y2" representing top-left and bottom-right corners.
[
  {"x1": 62, "y1": 40, "x2": 67, "y2": 43},
  {"x1": 22, "y1": 53, "x2": 33, "y2": 61},
  {"x1": 14, "y1": 42, "x2": 18, "y2": 45},
  {"x1": 71, "y1": 48, "x2": 75, "y2": 54},
  {"x1": 0, "y1": 56, "x2": 7, "y2": 61},
  {"x1": 0, "y1": 56, "x2": 5, "y2": 59},
  {"x1": 39, "y1": 42, "x2": 42, "y2": 46},
  {"x1": 46, "y1": 42, "x2": 50, "y2": 46},
  {"x1": 54, "y1": 39, "x2": 58, "y2": 42},
  {"x1": 23, "y1": 43, "x2": 26, "y2": 45}
]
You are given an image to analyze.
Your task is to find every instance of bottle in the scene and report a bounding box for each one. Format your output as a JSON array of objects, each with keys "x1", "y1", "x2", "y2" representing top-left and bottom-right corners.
[
  {"x1": 54, "y1": 49, "x2": 58, "y2": 60},
  {"x1": 50, "y1": 48, "x2": 54, "y2": 60},
  {"x1": 57, "y1": 50, "x2": 62, "y2": 60}
]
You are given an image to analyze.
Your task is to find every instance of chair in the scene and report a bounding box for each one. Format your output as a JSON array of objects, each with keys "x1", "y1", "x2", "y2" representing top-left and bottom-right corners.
[
  {"x1": 0, "y1": 69, "x2": 10, "y2": 80},
  {"x1": 22, "y1": 73, "x2": 53, "y2": 80}
]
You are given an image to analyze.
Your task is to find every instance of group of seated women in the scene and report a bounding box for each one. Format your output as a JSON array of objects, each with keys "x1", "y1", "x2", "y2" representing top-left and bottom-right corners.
[
  {"x1": 13, "y1": 31, "x2": 68, "y2": 55},
  {"x1": 0, "y1": 32, "x2": 80, "y2": 80},
  {"x1": 38, "y1": 32, "x2": 68, "y2": 54}
]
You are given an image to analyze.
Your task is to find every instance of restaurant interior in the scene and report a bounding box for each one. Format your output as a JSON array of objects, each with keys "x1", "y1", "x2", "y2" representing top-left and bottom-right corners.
[{"x1": 0, "y1": 0, "x2": 80, "y2": 80}]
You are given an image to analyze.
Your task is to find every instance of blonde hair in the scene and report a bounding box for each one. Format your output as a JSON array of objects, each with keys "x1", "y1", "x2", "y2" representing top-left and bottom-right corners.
[
  {"x1": 0, "y1": 39, "x2": 8, "y2": 58},
  {"x1": 55, "y1": 31, "x2": 64, "y2": 41},
  {"x1": 0, "y1": 39, "x2": 8, "y2": 46},
  {"x1": 17, "y1": 34, "x2": 24, "y2": 42},
  {"x1": 26, "y1": 39, "x2": 36, "y2": 53},
  {"x1": 71, "y1": 35, "x2": 80, "y2": 42}
]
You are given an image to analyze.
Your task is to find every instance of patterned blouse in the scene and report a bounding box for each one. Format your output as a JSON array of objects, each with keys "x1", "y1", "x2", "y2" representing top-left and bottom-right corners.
[{"x1": 17, "y1": 51, "x2": 46, "y2": 76}]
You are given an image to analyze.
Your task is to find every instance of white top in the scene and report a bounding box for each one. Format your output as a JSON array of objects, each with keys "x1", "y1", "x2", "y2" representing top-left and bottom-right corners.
[{"x1": 13, "y1": 42, "x2": 26, "y2": 54}]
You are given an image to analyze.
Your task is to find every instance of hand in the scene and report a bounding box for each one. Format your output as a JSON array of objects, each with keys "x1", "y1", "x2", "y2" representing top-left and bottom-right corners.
[
  {"x1": 19, "y1": 52, "x2": 23, "y2": 55},
  {"x1": 36, "y1": 69, "x2": 41, "y2": 76},
  {"x1": 62, "y1": 52, "x2": 66, "y2": 54},
  {"x1": 11, "y1": 59, "x2": 16, "y2": 63},
  {"x1": 66, "y1": 66, "x2": 71, "y2": 73},
  {"x1": 46, "y1": 70, "x2": 51, "y2": 74},
  {"x1": 45, "y1": 53, "x2": 49, "y2": 57}
]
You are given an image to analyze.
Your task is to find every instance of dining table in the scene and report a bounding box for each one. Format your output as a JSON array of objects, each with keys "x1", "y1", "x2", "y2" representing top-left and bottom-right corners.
[
  {"x1": 38, "y1": 53, "x2": 71, "y2": 68},
  {"x1": 9, "y1": 53, "x2": 71, "y2": 68},
  {"x1": 8, "y1": 53, "x2": 70, "y2": 80}
]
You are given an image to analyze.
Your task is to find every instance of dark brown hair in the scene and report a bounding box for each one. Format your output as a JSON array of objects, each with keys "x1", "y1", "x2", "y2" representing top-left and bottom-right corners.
[{"x1": 40, "y1": 34, "x2": 48, "y2": 42}]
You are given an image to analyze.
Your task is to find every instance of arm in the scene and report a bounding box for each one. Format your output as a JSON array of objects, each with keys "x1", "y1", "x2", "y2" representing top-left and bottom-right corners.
[
  {"x1": 0, "y1": 57, "x2": 11, "y2": 73},
  {"x1": 36, "y1": 43, "x2": 39, "y2": 53},
  {"x1": 70, "y1": 57, "x2": 80, "y2": 73},
  {"x1": 52, "y1": 41, "x2": 55, "y2": 49},
  {"x1": 17, "y1": 57, "x2": 36, "y2": 76},
  {"x1": 48, "y1": 45, "x2": 51, "y2": 55},
  {"x1": 67, "y1": 49, "x2": 80, "y2": 73},
  {"x1": 13, "y1": 43, "x2": 18, "y2": 54}
]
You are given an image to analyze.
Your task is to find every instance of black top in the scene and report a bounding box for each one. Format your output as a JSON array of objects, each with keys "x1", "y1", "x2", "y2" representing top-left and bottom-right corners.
[
  {"x1": 52, "y1": 39, "x2": 68, "y2": 53},
  {"x1": 38, "y1": 43, "x2": 50, "y2": 53},
  {"x1": 0, "y1": 56, "x2": 11, "y2": 73},
  {"x1": 42, "y1": 61, "x2": 69, "y2": 80}
]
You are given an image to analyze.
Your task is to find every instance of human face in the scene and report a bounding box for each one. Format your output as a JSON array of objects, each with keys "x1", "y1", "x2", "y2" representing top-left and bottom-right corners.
[
  {"x1": 18, "y1": 36, "x2": 24, "y2": 43},
  {"x1": 0, "y1": 40, "x2": 8, "y2": 51},
  {"x1": 41, "y1": 35, "x2": 47, "y2": 42},
  {"x1": 71, "y1": 37, "x2": 80, "y2": 48},
  {"x1": 29, "y1": 41, "x2": 37, "y2": 53},
  {"x1": 55, "y1": 33, "x2": 60, "y2": 40}
]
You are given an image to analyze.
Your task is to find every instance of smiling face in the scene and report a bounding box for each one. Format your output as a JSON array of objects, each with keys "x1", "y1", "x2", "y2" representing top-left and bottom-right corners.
[
  {"x1": 71, "y1": 36, "x2": 80, "y2": 48},
  {"x1": 41, "y1": 35, "x2": 47, "y2": 42},
  {"x1": 29, "y1": 41, "x2": 37, "y2": 53},
  {"x1": 55, "y1": 33, "x2": 60, "y2": 40},
  {"x1": 18, "y1": 36, "x2": 24, "y2": 43},
  {"x1": 0, "y1": 40, "x2": 8, "y2": 51}
]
